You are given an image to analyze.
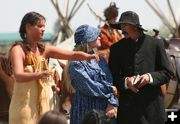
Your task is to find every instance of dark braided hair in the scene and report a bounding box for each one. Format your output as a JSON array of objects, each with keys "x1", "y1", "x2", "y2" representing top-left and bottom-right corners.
[
  {"x1": 19, "y1": 11, "x2": 46, "y2": 40},
  {"x1": 104, "y1": 2, "x2": 119, "y2": 21}
]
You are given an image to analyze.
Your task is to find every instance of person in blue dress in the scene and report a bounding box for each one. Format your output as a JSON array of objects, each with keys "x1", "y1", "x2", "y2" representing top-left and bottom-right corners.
[{"x1": 63, "y1": 24, "x2": 118, "y2": 124}]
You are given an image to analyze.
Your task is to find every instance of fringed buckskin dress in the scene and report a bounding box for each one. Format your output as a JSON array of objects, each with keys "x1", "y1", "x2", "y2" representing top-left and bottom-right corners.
[{"x1": 9, "y1": 42, "x2": 57, "y2": 124}]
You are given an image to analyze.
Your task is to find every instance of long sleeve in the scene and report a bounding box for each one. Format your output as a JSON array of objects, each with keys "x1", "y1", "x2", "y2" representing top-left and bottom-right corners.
[
  {"x1": 69, "y1": 59, "x2": 118, "y2": 105},
  {"x1": 150, "y1": 39, "x2": 173, "y2": 86},
  {"x1": 109, "y1": 43, "x2": 126, "y2": 93}
]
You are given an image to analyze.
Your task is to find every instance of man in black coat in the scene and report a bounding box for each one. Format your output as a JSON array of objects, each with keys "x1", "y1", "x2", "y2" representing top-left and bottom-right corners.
[{"x1": 109, "y1": 11, "x2": 173, "y2": 124}]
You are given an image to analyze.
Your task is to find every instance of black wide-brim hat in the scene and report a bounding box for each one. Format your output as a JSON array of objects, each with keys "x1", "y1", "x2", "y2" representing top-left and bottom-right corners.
[{"x1": 110, "y1": 11, "x2": 147, "y2": 31}]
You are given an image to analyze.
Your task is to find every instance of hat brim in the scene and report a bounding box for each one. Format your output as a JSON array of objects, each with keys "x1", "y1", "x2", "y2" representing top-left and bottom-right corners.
[
  {"x1": 110, "y1": 22, "x2": 147, "y2": 32},
  {"x1": 110, "y1": 23, "x2": 121, "y2": 29}
]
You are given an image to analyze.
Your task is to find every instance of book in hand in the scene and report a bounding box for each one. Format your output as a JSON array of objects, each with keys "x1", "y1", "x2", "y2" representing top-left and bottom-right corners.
[{"x1": 133, "y1": 75, "x2": 141, "y2": 87}]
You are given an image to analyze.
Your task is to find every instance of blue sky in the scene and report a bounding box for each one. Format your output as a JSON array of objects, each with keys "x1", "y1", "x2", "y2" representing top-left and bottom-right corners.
[{"x1": 0, "y1": 0, "x2": 179, "y2": 33}]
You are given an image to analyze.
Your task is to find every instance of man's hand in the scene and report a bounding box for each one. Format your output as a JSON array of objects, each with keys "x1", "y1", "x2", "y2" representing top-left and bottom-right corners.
[
  {"x1": 127, "y1": 76, "x2": 139, "y2": 93},
  {"x1": 135, "y1": 74, "x2": 150, "y2": 88}
]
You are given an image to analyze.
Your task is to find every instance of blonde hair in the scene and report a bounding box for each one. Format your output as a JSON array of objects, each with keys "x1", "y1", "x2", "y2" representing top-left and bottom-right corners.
[{"x1": 62, "y1": 44, "x2": 88, "y2": 94}]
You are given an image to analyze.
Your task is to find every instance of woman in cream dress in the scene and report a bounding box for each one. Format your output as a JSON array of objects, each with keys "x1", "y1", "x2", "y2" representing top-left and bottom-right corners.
[{"x1": 9, "y1": 12, "x2": 99, "y2": 124}]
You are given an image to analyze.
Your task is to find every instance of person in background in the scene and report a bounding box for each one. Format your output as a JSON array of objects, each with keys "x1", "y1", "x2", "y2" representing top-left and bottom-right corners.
[
  {"x1": 38, "y1": 110, "x2": 68, "y2": 124},
  {"x1": 63, "y1": 24, "x2": 118, "y2": 124},
  {"x1": 0, "y1": 53, "x2": 14, "y2": 124},
  {"x1": 109, "y1": 11, "x2": 173, "y2": 124},
  {"x1": 8, "y1": 11, "x2": 99, "y2": 124},
  {"x1": 98, "y1": 2, "x2": 122, "y2": 63},
  {"x1": 82, "y1": 109, "x2": 112, "y2": 124}
]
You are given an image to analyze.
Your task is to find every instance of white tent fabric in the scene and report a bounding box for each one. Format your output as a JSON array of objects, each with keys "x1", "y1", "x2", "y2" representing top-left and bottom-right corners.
[{"x1": 49, "y1": 35, "x2": 75, "y2": 79}]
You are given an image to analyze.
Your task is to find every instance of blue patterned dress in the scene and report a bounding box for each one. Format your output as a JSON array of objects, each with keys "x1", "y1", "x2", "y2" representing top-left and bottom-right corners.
[{"x1": 69, "y1": 57, "x2": 118, "y2": 124}]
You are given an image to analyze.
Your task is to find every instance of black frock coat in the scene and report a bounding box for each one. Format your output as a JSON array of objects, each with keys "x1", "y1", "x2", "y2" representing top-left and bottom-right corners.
[{"x1": 109, "y1": 34, "x2": 173, "y2": 124}]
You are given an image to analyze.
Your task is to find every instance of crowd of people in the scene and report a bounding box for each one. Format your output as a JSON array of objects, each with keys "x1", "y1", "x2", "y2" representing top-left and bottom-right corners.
[{"x1": 0, "y1": 2, "x2": 173, "y2": 124}]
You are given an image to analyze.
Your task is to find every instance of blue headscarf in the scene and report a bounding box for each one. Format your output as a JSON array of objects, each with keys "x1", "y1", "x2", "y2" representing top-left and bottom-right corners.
[{"x1": 74, "y1": 24, "x2": 101, "y2": 45}]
